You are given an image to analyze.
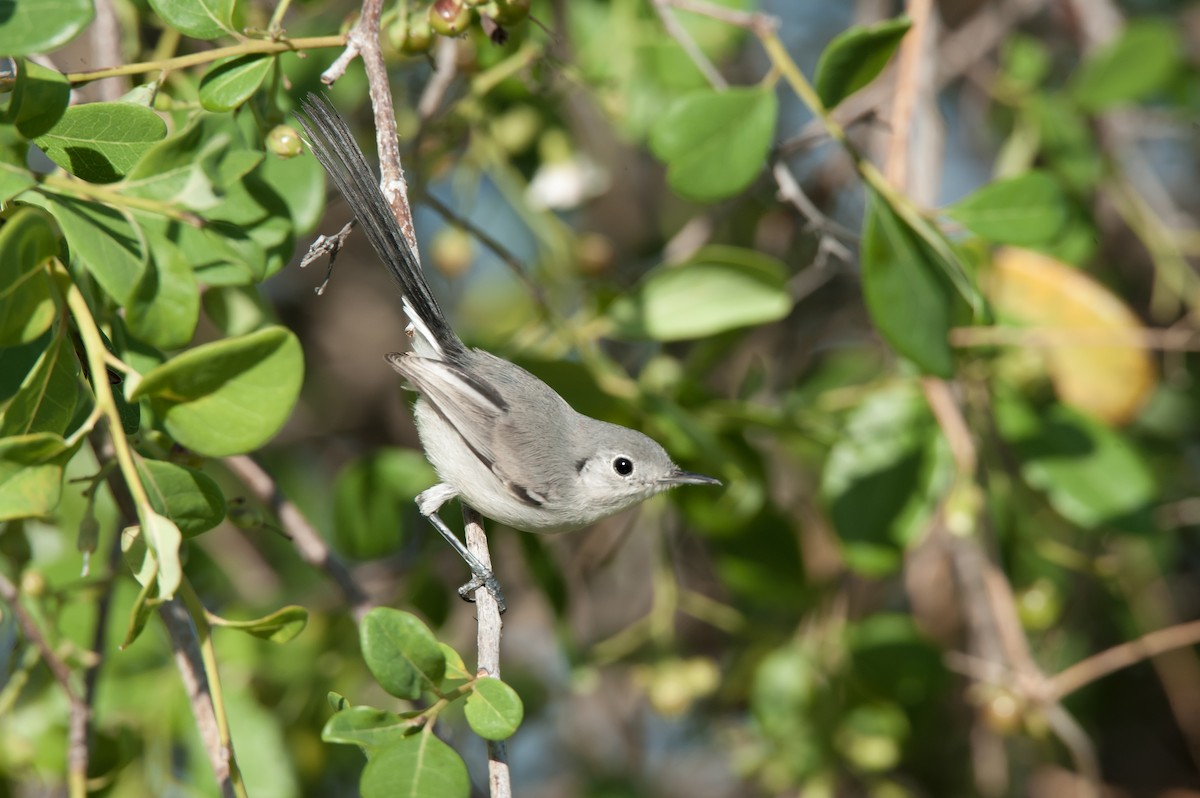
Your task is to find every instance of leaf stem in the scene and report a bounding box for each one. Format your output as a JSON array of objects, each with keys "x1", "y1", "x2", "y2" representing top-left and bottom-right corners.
[
  {"x1": 179, "y1": 580, "x2": 249, "y2": 798},
  {"x1": 65, "y1": 35, "x2": 347, "y2": 85},
  {"x1": 39, "y1": 178, "x2": 203, "y2": 226},
  {"x1": 268, "y1": 0, "x2": 295, "y2": 35},
  {"x1": 57, "y1": 263, "x2": 153, "y2": 517}
]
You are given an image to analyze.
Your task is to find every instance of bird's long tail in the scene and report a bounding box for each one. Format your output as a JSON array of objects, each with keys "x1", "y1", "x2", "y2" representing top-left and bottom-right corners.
[{"x1": 296, "y1": 93, "x2": 463, "y2": 358}]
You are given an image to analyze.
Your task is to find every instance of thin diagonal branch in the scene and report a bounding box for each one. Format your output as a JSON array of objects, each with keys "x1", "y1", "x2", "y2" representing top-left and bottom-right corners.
[
  {"x1": 100, "y1": 437, "x2": 244, "y2": 798},
  {"x1": 1052, "y1": 619, "x2": 1200, "y2": 699},
  {"x1": 222, "y1": 455, "x2": 375, "y2": 623}
]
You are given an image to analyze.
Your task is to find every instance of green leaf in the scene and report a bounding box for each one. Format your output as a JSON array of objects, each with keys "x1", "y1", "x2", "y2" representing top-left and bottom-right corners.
[
  {"x1": 995, "y1": 395, "x2": 1157, "y2": 533},
  {"x1": 120, "y1": 577, "x2": 157, "y2": 649},
  {"x1": 0, "y1": 207, "x2": 58, "y2": 345},
  {"x1": 126, "y1": 233, "x2": 200, "y2": 350},
  {"x1": 203, "y1": 169, "x2": 295, "y2": 280},
  {"x1": 360, "y1": 734, "x2": 469, "y2": 798},
  {"x1": 464, "y1": 678, "x2": 524, "y2": 741},
  {"x1": 0, "y1": 329, "x2": 78, "y2": 437},
  {"x1": 359, "y1": 607, "x2": 446, "y2": 700},
  {"x1": 199, "y1": 54, "x2": 274, "y2": 112},
  {"x1": 752, "y1": 641, "x2": 820, "y2": 740},
  {"x1": 33, "y1": 193, "x2": 148, "y2": 306},
  {"x1": 821, "y1": 383, "x2": 952, "y2": 575},
  {"x1": 439, "y1": 643, "x2": 471, "y2": 686},
  {"x1": 121, "y1": 114, "x2": 226, "y2": 212},
  {"x1": 814, "y1": 16, "x2": 911, "y2": 109},
  {"x1": 130, "y1": 326, "x2": 303, "y2": 457},
  {"x1": 0, "y1": 336, "x2": 52, "y2": 406},
  {"x1": 142, "y1": 508, "x2": 183, "y2": 597},
  {"x1": 34, "y1": 102, "x2": 167, "y2": 183},
  {"x1": 1072, "y1": 20, "x2": 1180, "y2": 110},
  {"x1": 333, "y1": 448, "x2": 435, "y2": 560},
  {"x1": 1032, "y1": 96, "x2": 1102, "y2": 191},
  {"x1": 0, "y1": 432, "x2": 75, "y2": 521},
  {"x1": 137, "y1": 213, "x2": 261, "y2": 287},
  {"x1": 946, "y1": 171, "x2": 1069, "y2": 246},
  {"x1": 1001, "y1": 34, "x2": 1051, "y2": 92},
  {"x1": 208, "y1": 605, "x2": 309, "y2": 643},
  {"x1": 649, "y1": 87, "x2": 777, "y2": 202},
  {"x1": 0, "y1": 0, "x2": 93, "y2": 56},
  {"x1": 0, "y1": 162, "x2": 36, "y2": 203},
  {"x1": 608, "y1": 245, "x2": 791, "y2": 341},
  {"x1": 322, "y1": 707, "x2": 418, "y2": 751},
  {"x1": 100, "y1": 321, "x2": 142, "y2": 435},
  {"x1": 136, "y1": 459, "x2": 226, "y2": 538},
  {"x1": 4, "y1": 59, "x2": 70, "y2": 139},
  {"x1": 848, "y1": 614, "x2": 946, "y2": 707},
  {"x1": 256, "y1": 147, "x2": 326, "y2": 234},
  {"x1": 860, "y1": 188, "x2": 958, "y2": 377},
  {"x1": 147, "y1": 0, "x2": 237, "y2": 40},
  {"x1": 201, "y1": 285, "x2": 271, "y2": 337}
]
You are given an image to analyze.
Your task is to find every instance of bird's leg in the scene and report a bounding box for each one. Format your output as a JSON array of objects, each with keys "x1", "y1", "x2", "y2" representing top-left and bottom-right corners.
[{"x1": 416, "y1": 486, "x2": 506, "y2": 613}]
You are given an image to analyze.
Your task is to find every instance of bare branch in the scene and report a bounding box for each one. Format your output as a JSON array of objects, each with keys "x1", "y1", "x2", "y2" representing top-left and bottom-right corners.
[
  {"x1": 649, "y1": 0, "x2": 728, "y2": 89},
  {"x1": 158, "y1": 598, "x2": 237, "y2": 798},
  {"x1": 222, "y1": 455, "x2": 375, "y2": 623},
  {"x1": 300, "y1": 220, "x2": 356, "y2": 295},
  {"x1": 322, "y1": 0, "x2": 419, "y2": 255},
  {"x1": 418, "y1": 37, "x2": 460, "y2": 121},
  {"x1": 1052, "y1": 619, "x2": 1200, "y2": 699},
  {"x1": 462, "y1": 506, "x2": 511, "y2": 798},
  {"x1": 419, "y1": 190, "x2": 549, "y2": 311},
  {"x1": 661, "y1": 0, "x2": 778, "y2": 35}
]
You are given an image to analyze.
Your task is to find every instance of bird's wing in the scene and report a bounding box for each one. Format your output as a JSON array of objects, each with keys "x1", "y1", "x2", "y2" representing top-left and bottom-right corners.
[{"x1": 387, "y1": 353, "x2": 552, "y2": 509}]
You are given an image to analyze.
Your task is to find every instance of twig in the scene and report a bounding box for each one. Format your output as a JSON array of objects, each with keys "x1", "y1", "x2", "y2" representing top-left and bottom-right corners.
[
  {"x1": 950, "y1": 324, "x2": 1200, "y2": 351},
  {"x1": 71, "y1": 434, "x2": 137, "y2": 798},
  {"x1": 649, "y1": 0, "x2": 848, "y2": 248},
  {"x1": 662, "y1": 0, "x2": 777, "y2": 35},
  {"x1": 179, "y1": 580, "x2": 246, "y2": 795},
  {"x1": 462, "y1": 506, "x2": 511, "y2": 798},
  {"x1": 1060, "y1": 0, "x2": 1200, "y2": 318},
  {"x1": 100, "y1": 438, "x2": 245, "y2": 797},
  {"x1": 881, "y1": 2, "x2": 1097, "y2": 792},
  {"x1": 66, "y1": 35, "x2": 346, "y2": 84},
  {"x1": 419, "y1": 189, "x2": 549, "y2": 311},
  {"x1": 786, "y1": 0, "x2": 1047, "y2": 166},
  {"x1": 300, "y1": 220, "x2": 356, "y2": 295},
  {"x1": 1051, "y1": 619, "x2": 1200, "y2": 699},
  {"x1": 222, "y1": 455, "x2": 374, "y2": 623},
  {"x1": 158, "y1": 598, "x2": 237, "y2": 798},
  {"x1": 87, "y1": 0, "x2": 126, "y2": 101},
  {"x1": 418, "y1": 36, "x2": 460, "y2": 121},
  {"x1": 921, "y1": 378, "x2": 976, "y2": 476},
  {"x1": 770, "y1": 159, "x2": 857, "y2": 241},
  {"x1": 1109, "y1": 543, "x2": 1200, "y2": 771},
  {"x1": 322, "y1": 0, "x2": 419, "y2": 255},
  {"x1": 649, "y1": 0, "x2": 727, "y2": 89},
  {"x1": 0, "y1": 571, "x2": 89, "y2": 796}
]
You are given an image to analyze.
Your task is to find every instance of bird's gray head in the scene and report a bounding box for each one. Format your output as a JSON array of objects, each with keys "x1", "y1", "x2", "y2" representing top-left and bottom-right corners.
[{"x1": 572, "y1": 421, "x2": 720, "y2": 517}]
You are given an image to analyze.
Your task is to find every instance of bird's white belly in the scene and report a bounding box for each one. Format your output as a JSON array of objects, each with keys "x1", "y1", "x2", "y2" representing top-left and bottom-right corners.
[{"x1": 411, "y1": 399, "x2": 581, "y2": 534}]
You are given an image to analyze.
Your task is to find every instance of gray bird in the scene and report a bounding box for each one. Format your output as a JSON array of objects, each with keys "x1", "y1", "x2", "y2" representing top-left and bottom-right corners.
[{"x1": 297, "y1": 94, "x2": 720, "y2": 611}]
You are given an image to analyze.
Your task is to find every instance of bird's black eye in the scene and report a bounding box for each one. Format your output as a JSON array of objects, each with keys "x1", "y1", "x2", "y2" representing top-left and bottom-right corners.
[{"x1": 613, "y1": 457, "x2": 634, "y2": 476}]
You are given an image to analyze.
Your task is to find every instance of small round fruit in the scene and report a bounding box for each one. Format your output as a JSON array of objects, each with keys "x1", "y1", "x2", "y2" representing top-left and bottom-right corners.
[
  {"x1": 429, "y1": 0, "x2": 473, "y2": 36},
  {"x1": 490, "y1": 0, "x2": 530, "y2": 25},
  {"x1": 266, "y1": 125, "x2": 303, "y2": 159},
  {"x1": 400, "y1": 13, "x2": 434, "y2": 54}
]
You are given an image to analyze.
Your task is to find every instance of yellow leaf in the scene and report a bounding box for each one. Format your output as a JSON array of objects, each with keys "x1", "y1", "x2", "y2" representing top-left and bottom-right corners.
[{"x1": 984, "y1": 247, "x2": 1155, "y2": 425}]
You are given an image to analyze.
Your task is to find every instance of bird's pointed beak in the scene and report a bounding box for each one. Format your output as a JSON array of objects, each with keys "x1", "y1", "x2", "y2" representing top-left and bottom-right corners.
[{"x1": 660, "y1": 468, "x2": 722, "y2": 487}]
